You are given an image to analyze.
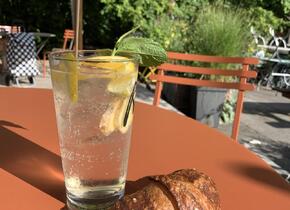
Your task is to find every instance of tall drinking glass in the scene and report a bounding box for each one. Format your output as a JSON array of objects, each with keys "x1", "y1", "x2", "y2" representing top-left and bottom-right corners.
[{"x1": 49, "y1": 50, "x2": 138, "y2": 209}]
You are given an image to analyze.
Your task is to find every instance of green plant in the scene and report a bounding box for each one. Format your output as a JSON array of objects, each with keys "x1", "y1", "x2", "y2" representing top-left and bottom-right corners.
[
  {"x1": 189, "y1": 5, "x2": 250, "y2": 57},
  {"x1": 184, "y1": 5, "x2": 250, "y2": 83},
  {"x1": 112, "y1": 26, "x2": 167, "y2": 67},
  {"x1": 1, "y1": 0, "x2": 289, "y2": 51},
  {"x1": 220, "y1": 90, "x2": 237, "y2": 124},
  {"x1": 185, "y1": 5, "x2": 250, "y2": 124},
  {"x1": 246, "y1": 7, "x2": 285, "y2": 38},
  {"x1": 100, "y1": 0, "x2": 210, "y2": 52}
]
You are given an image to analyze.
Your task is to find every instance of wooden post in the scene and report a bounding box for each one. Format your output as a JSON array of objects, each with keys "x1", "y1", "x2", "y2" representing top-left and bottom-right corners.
[
  {"x1": 78, "y1": 0, "x2": 83, "y2": 50},
  {"x1": 73, "y1": 0, "x2": 83, "y2": 51}
]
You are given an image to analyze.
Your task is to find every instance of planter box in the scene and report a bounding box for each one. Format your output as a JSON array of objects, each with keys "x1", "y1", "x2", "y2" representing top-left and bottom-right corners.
[
  {"x1": 162, "y1": 84, "x2": 226, "y2": 127},
  {"x1": 189, "y1": 86, "x2": 227, "y2": 127},
  {"x1": 162, "y1": 83, "x2": 191, "y2": 114}
]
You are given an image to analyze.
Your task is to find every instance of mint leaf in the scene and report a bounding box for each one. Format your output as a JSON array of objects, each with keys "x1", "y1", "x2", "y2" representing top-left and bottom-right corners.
[
  {"x1": 112, "y1": 26, "x2": 140, "y2": 56},
  {"x1": 115, "y1": 37, "x2": 167, "y2": 67}
]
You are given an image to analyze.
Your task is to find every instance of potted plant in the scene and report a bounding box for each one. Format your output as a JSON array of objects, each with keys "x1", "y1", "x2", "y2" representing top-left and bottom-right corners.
[{"x1": 162, "y1": 4, "x2": 250, "y2": 127}]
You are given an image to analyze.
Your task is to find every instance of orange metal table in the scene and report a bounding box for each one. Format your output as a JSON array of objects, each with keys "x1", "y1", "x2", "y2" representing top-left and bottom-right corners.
[{"x1": 0, "y1": 88, "x2": 289, "y2": 210}]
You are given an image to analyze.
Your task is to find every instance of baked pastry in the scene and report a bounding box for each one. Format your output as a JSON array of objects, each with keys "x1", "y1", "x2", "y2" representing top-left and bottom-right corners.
[{"x1": 111, "y1": 169, "x2": 221, "y2": 210}]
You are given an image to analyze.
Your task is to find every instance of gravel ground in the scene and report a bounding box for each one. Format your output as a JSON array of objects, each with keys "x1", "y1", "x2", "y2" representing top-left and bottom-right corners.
[{"x1": 219, "y1": 89, "x2": 290, "y2": 182}]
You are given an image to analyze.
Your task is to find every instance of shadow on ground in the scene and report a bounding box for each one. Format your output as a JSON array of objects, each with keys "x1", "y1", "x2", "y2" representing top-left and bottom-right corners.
[
  {"x1": 243, "y1": 102, "x2": 290, "y2": 128},
  {"x1": 242, "y1": 137, "x2": 290, "y2": 182}
]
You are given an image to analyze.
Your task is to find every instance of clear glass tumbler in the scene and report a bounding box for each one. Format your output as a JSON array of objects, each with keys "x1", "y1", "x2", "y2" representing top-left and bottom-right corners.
[{"x1": 49, "y1": 50, "x2": 138, "y2": 209}]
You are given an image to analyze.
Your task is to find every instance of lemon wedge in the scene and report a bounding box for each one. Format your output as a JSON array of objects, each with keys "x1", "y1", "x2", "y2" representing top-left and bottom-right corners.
[
  {"x1": 53, "y1": 53, "x2": 78, "y2": 103},
  {"x1": 99, "y1": 97, "x2": 134, "y2": 136},
  {"x1": 54, "y1": 54, "x2": 137, "y2": 99},
  {"x1": 80, "y1": 56, "x2": 137, "y2": 96},
  {"x1": 99, "y1": 99, "x2": 123, "y2": 136},
  {"x1": 107, "y1": 62, "x2": 137, "y2": 96},
  {"x1": 63, "y1": 54, "x2": 78, "y2": 103}
]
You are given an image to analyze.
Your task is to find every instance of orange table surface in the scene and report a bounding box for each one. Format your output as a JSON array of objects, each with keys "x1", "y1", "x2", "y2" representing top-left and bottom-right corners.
[{"x1": 0, "y1": 87, "x2": 289, "y2": 210}]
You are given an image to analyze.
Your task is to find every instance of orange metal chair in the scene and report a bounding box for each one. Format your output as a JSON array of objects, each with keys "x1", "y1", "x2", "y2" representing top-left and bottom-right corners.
[
  {"x1": 43, "y1": 29, "x2": 75, "y2": 77},
  {"x1": 62, "y1": 29, "x2": 75, "y2": 50},
  {"x1": 150, "y1": 51, "x2": 259, "y2": 141}
]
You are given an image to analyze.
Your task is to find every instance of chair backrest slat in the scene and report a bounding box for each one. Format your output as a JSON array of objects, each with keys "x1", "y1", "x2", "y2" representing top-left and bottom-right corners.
[
  {"x1": 150, "y1": 74, "x2": 255, "y2": 91},
  {"x1": 158, "y1": 63, "x2": 257, "y2": 78},
  {"x1": 150, "y1": 51, "x2": 259, "y2": 141},
  {"x1": 63, "y1": 29, "x2": 75, "y2": 50},
  {"x1": 63, "y1": 30, "x2": 75, "y2": 39},
  {"x1": 167, "y1": 51, "x2": 259, "y2": 65}
]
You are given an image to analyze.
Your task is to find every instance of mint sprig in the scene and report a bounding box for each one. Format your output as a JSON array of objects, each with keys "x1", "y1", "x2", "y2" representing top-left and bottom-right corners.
[
  {"x1": 112, "y1": 27, "x2": 167, "y2": 67},
  {"x1": 112, "y1": 26, "x2": 140, "y2": 56}
]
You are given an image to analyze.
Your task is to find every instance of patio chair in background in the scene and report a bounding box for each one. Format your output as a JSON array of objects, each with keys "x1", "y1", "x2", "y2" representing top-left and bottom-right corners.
[
  {"x1": 42, "y1": 29, "x2": 75, "y2": 77},
  {"x1": 138, "y1": 66, "x2": 158, "y2": 88},
  {"x1": 62, "y1": 29, "x2": 75, "y2": 50},
  {"x1": 150, "y1": 52, "x2": 259, "y2": 141}
]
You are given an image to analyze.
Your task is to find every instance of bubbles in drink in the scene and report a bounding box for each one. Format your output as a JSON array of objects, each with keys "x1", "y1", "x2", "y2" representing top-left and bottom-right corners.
[{"x1": 51, "y1": 57, "x2": 137, "y2": 208}]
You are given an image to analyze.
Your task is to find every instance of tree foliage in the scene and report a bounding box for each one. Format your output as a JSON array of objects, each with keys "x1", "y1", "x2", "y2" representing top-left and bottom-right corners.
[
  {"x1": 100, "y1": 0, "x2": 209, "y2": 51},
  {"x1": 226, "y1": 0, "x2": 289, "y2": 35},
  {"x1": 0, "y1": 0, "x2": 289, "y2": 51},
  {"x1": 0, "y1": 0, "x2": 72, "y2": 47}
]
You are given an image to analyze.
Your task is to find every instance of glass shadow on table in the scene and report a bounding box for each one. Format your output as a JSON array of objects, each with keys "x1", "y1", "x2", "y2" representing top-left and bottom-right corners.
[
  {"x1": 0, "y1": 120, "x2": 153, "y2": 210},
  {"x1": 0, "y1": 120, "x2": 66, "y2": 202},
  {"x1": 224, "y1": 161, "x2": 290, "y2": 193}
]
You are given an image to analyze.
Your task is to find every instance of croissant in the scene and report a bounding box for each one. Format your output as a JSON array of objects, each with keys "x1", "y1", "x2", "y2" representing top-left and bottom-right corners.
[{"x1": 111, "y1": 169, "x2": 221, "y2": 210}]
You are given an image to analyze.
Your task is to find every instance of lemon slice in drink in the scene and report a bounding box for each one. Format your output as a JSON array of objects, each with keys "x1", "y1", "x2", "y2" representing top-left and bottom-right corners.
[
  {"x1": 107, "y1": 62, "x2": 137, "y2": 96},
  {"x1": 54, "y1": 55, "x2": 136, "y2": 135},
  {"x1": 55, "y1": 55, "x2": 135, "y2": 103},
  {"x1": 52, "y1": 53, "x2": 78, "y2": 103},
  {"x1": 81, "y1": 56, "x2": 137, "y2": 96},
  {"x1": 99, "y1": 97, "x2": 134, "y2": 136},
  {"x1": 96, "y1": 56, "x2": 136, "y2": 135},
  {"x1": 67, "y1": 55, "x2": 78, "y2": 103},
  {"x1": 81, "y1": 56, "x2": 128, "y2": 73},
  {"x1": 99, "y1": 99, "x2": 123, "y2": 136}
]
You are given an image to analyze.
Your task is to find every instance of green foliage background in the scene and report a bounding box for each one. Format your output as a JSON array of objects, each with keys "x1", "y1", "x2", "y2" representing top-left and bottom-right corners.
[
  {"x1": 1, "y1": 0, "x2": 289, "y2": 125},
  {"x1": 190, "y1": 5, "x2": 250, "y2": 56},
  {"x1": 0, "y1": 0, "x2": 72, "y2": 48},
  {"x1": 0, "y1": 0, "x2": 289, "y2": 51}
]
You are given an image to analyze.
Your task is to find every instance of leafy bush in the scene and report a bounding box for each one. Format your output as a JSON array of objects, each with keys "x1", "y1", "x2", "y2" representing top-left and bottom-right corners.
[
  {"x1": 0, "y1": 0, "x2": 72, "y2": 48},
  {"x1": 0, "y1": 0, "x2": 289, "y2": 53},
  {"x1": 100, "y1": 0, "x2": 210, "y2": 52},
  {"x1": 185, "y1": 5, "x2": 250, "y2": 124},
  {"x1": 246, "y1": 7, "x2": 286, "y2": 38},
  {"x1": 189, "y1": 5, "x2": 250, "y2": 57},
  {"x1": 225, "y1": 0, "x2": 290, "y2": 41}
]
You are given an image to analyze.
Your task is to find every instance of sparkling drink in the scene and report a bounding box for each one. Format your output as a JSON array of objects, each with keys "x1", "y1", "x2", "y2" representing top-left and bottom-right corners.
[{"x1": 49, "y1": 50, "x2": 138, "y2": 209}]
